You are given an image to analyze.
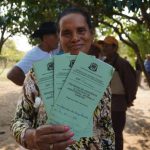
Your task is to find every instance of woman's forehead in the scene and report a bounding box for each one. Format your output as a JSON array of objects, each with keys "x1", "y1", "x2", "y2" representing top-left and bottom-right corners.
[{"x1": 59, "y1": 13, "x2": 88, "y2": 30}]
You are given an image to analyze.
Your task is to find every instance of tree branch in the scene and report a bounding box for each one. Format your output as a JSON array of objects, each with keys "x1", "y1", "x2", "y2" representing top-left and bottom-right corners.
[
  {"x1": 111, "y1": 17, "x2": 137, "y2": 47},
  {"x1": 0, "y1": 25, "x2": 6, "y2": 42},
  {"x1": 3, "y1": 34, "x2": 11, "y2": 43},
  {"x1": 113, "y1": 11, "x2": 143, "y2": 24},
  {"x1": 99, "y1": 19, "x2": 138, "y2": 49},
  {"x1": 140, "y1": 2, "x2": 150, "y2": 30}
]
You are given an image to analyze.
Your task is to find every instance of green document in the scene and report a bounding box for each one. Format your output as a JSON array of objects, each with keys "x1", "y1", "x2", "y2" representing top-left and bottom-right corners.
[
  {"x1": 76, "y1": 117, "x2": 93, "y2": 138},
  {"x1": 50, "y1": 52, "x2": 114, "y2": 140},
  {"x1": 54, "y1": 54, "x2": 92, "y2": 138},
  {"x1": 54, "y1": 54, "x2": 77, "y2": 100},
  {"x1": 33, "y1": 57, "x2": 54, "y2": 120}
]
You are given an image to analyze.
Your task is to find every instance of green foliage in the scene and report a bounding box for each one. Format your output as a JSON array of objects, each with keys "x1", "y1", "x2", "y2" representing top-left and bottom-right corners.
[
  {"x1": 102, "y1": 0, "x2": 146, "y2": 12},
  {"x1": 1, "y1": 0, "x2": 150, "y2": 56},
  {"x1": 129, "y1": 25, "x2": 150, "y2": 58},
  {"x1": 2, "y1": 39, "x2": 17, "y2": 51},
  {"x1": 1, "y1": 39, "x2": 25, "y2": 62},
  {"x1": 118, "y1": 42, "x2": 136, "y2": 67},
  {"x1": 2, "y1": 49, "x2": 25, "y2": 62},
  {"x1": 0, "y1": 0, "x2": 25, "y2": 54},
  {"x1": 1, "y1": 0, "x2": 150, "y2": 84}
]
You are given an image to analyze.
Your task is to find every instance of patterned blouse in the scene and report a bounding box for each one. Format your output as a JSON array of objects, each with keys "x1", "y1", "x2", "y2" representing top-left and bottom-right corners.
[{"x1": 11, "y1": 71, "x2": 115, "y2": 150}]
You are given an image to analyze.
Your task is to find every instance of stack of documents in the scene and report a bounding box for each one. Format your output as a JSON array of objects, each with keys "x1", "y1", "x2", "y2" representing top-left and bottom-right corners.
[{"x1": 33, "y1": 52, "x2": 114, "y2": 140}]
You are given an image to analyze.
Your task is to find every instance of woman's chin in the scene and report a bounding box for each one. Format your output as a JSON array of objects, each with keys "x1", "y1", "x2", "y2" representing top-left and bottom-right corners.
[{"x1": 70, "y1": 50, "x2": 80, "y2": 55}]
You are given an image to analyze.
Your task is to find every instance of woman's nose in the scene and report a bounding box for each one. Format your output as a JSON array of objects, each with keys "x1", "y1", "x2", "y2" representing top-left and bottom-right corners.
[{"x1": 71, "y1": 32, "x2": 79, "y2": 42}]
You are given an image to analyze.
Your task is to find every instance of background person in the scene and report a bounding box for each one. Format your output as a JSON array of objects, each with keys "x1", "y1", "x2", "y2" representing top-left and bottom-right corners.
[
  {"x1": 11, "y1": 7, "x2": 115, "y2": 150},
  {"x1": 102, "y1": 36, "x2": 137, "y2": 150},
  {"x1": 90, "y1": 40, "x2": 105, "y2": 60},
  {"x1": 7, "y1": 21, "x2": 59, "y2": 86},
  {"x1": 144, "y1": 54, "x2": 150, "y2": 76}
]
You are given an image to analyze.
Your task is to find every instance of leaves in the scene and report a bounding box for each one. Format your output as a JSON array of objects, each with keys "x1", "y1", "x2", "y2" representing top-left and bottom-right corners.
[{"x1": 0, "y1": 0, "x2": 150, "y2": 53}]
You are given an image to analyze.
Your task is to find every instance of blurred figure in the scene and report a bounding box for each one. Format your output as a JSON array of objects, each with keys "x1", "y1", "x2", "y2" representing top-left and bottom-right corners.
[
  {"x1": 103, "y1": 36, "x2": 137, "y2": 150},
  {"x1": 144, "y1": 54, "x2": 150, "y2": 76},
  {"x1": 90, "y1": 40, "x2": 106, "y2": 60},
  {"x1": 7, "y1": 21, "x2": 59, "y2": 86}
]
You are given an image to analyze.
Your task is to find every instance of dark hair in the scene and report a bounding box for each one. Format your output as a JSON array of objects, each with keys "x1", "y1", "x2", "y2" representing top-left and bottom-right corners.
[
  {"x1": 89, "y1": 44, "x2": 102, "y2": 58},
  {"x1": 57, "y1": 7, "x2": 92, "y2": 32},
  {"x1": 112, "y1": 44, "x2": 118, "y2": 50},
  {"x1": 31, "y1": 21, "x2": 57, "y2": 39}
]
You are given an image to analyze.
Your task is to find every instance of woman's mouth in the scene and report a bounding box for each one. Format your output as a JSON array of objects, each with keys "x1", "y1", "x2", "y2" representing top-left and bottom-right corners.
[{"x1": 71, "y1": 44, "x2": 83, "y2": 50}]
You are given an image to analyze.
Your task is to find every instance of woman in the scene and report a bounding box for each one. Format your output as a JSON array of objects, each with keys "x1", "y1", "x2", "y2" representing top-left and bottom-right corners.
[{"x1": 11, "y1": 7, "x2": 114, "y2": 150}]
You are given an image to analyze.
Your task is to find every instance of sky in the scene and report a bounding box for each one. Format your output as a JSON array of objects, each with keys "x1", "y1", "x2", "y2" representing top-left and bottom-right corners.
[{"x1": 11, "y1": 35, "x2": 32, "y2": 52}]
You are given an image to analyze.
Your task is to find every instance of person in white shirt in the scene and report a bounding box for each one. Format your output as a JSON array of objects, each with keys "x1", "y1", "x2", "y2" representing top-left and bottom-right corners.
[
  {"x1": 15, "y1": 47, "x2": 60, "y2": 74},
  {"x1": 7, "y1": 21, "x2": 59, "y2": 86}
]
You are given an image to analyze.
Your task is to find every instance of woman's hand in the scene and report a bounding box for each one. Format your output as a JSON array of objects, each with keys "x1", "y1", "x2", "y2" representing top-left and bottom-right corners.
[{"x1": 24, "y1": 124, "x2": 75, "y2": 150}]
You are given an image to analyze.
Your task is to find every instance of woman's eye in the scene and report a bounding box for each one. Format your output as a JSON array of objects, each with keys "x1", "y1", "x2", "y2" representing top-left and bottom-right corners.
[
  {"x1": 62, "y1": 31, "x2": 71, "y2": 37},
  {"x1": 78, "y1": 28, "x2": 86, "y2": 34}
]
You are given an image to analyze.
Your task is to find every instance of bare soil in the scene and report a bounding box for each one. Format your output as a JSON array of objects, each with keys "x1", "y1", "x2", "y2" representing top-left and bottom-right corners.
[{"x1": 0, "y1": 78, "x2": 150, "y2": 150}]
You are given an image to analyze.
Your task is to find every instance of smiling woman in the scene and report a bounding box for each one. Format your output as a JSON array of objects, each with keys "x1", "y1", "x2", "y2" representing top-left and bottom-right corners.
[{"x1": 11, "y1": 7, "x2": 115, "y2": 150}]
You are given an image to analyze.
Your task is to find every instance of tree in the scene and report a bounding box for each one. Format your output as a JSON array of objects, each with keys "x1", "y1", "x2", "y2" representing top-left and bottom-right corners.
[
  {"x1": 0, "y1": 0, "x2": 66, "y2": 51},
  {"x1": 96, "y1": 0, "x2": 150, "y2": 87},
  {"x1": 0, "y1": 39, "x2": 24, "y2": 75},
  {"x1": 2, "y1": 39, "x2": 17, "y2": 54},
  {"x1": 129, "y1": 25, "x2": 150, "y2": 58},
  {"x1": 2, "y1": 39, "x2": 25, "y2": 62},
  {"x1": 1, "y1": 0, "x2": 150, "y2": 86},
  {"x1": 0, "y1": 1, "x2": 24, "y2": 54}
]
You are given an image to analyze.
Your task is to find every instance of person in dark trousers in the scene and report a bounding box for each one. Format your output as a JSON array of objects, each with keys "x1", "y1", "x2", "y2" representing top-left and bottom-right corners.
[{"x1": 102, "y1": 36, "x2": 137, "y2": 150}]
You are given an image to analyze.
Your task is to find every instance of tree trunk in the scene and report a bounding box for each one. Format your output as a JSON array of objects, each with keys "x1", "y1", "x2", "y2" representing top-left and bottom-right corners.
[
  {"x1": 0, "y1": 41, "x2": 3, "y2": 55},
  {"x1": 0, "y1": 38, "x2": 9, "y2": 55},
  {"x1": 119, "y1": 37, "x2": 150, "y2": 88},
  {"x1": 134, "y1": 46, "x2": 150, "y2": 88}
]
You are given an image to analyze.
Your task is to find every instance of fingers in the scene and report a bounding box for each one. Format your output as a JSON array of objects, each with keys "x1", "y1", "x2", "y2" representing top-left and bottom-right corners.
[
  {"x1": 36, "y1": 143, "x2": 50, "y2": 150},
  {"x1": 53, "y1": 139, "x2": 76, "y2": 150},
  {"x1": 37, "y1": 139, "x2": 76, "y2": 150},
  {"x1": 37, "y1": 131, "x2": 74, "y2": 144},
  {"x1": 34, "y1": 124, "x2": 75, "y2": 149},
  {"x1": 36, "y1": 124, "x2": 70, "y2": 135}
]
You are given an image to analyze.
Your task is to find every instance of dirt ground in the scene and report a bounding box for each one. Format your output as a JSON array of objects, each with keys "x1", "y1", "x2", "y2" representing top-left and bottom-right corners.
[{"x1": 0, "y1": 76, "x2": 150, "y2": 150}]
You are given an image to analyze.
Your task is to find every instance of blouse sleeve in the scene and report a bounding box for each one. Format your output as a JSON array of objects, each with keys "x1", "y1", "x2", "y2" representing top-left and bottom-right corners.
[
  {"x1": 93, "y1": 87, "x2": 115, "y2": 149},
  {"x1": 10, "y1": 71, "x2": 39, "y2": 147}
]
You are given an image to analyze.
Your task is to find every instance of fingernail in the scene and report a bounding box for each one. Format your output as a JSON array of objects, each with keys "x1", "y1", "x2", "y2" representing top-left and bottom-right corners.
[
  {"x1": 68, "y1": 139, "x2": 76, "y2": 144},
  {"x1": 69, "y1": 132, "x2": 74, "y2": 136},
  {"x1": 64, "y1": 126, "x2": 70, "y2": 131}
]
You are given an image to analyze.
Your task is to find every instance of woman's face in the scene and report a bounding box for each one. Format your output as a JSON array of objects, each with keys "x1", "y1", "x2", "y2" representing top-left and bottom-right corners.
[{"x1": 59, "y1": 13, "x2": 93, "y2": 55}]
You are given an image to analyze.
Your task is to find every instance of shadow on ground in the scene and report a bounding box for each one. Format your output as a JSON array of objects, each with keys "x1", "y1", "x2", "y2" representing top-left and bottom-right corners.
[{"x1": 125, "y1": 108, "x2": 150, "y2": 150}]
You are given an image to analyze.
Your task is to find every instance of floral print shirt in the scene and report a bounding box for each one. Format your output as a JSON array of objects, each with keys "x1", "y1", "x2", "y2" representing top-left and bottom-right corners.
[{"x1": 11, "y1": 71, "x2": 115, "y2": 150}]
